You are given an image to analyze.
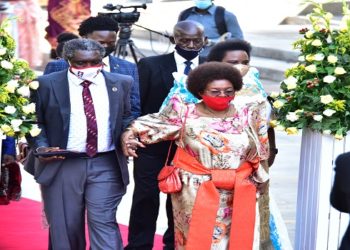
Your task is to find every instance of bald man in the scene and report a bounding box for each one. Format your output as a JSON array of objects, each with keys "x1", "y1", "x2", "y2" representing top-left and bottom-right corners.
[{"x1": 125, "y1": 21, "x2": 207, "y2": 250}]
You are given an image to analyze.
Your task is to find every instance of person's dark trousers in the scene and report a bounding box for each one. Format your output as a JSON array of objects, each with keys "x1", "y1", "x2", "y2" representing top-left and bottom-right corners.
[
  {"x1": 43, "y1": 154, "x2": 125, "y2": 250},
  {"x1": 126, "y1": 143, "x2": 176, "y2": 250}
]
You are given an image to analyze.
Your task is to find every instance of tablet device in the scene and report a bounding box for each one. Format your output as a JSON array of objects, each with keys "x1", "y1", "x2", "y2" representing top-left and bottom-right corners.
[{"x1": 33, "y1": 150, "x2": 82, "y2": 158}]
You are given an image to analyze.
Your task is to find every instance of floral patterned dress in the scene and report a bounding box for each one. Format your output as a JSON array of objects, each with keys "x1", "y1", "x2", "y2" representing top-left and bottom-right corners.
[{"x1": 131, "y1": 95, "x2": 269, "y2": 249}]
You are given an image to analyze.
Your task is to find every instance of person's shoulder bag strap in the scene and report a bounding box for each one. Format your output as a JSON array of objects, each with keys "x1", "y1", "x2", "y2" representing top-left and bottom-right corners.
[
  {"x1": 215, "y1": 6, "x2": 227, "y2": 36},
  {"x1": 178, "y1": 7, "x2": 193, "y2": 21},
  {"x1": 164, "y1": 106, "x2": 189, "y2": 165}
]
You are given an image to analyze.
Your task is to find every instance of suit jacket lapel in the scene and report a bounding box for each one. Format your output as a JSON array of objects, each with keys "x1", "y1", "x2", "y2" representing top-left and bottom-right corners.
[
  {"x1": 160, "y1": 52, "x2": 177, "y2": 91},
  {"x1": 199, "y1": 55, "x2": 206, "y2": 64},
  {"x1": 103, "y1": 71, "x2": 119, "y2": 131},
  {"x1": 51, "y1": 70, "x2": 70, "y2": 146},
  {"x1": 108, "y1": 55, "x2": 120, "y2": 73}
]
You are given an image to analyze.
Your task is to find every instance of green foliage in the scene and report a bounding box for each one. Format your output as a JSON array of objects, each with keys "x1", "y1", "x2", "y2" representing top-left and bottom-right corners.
[{"x1": 0, "y1": 19, "x2": 40, "y2": 138}]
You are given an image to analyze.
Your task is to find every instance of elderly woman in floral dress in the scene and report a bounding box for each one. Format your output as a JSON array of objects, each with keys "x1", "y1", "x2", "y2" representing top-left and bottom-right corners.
[{"x1": 122, "y1": 62, "x2": 269, "y2": 249}]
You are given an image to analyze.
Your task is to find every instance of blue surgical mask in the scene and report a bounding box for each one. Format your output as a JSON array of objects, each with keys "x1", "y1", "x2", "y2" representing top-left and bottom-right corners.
[{"x1": 194, "y1": 0, "x2": 212, "y2": 10}]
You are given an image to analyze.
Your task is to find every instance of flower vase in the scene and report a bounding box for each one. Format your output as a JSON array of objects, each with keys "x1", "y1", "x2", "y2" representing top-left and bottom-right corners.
[
  {"x1": 295, "y1": 128, "x2": 349, "y2": 250},
  {"x1": 0, "y1": 132, "x2": 6, "y2": 203},
  {"x1": 0, "y1": 131, "x2": 5, "y2": 166},
  {"x1": 0, "y1": 130, "x2": 6, "y2": 155},
  {"x1": 0, "y1": 132, "x2": 5, "y2": 181}
]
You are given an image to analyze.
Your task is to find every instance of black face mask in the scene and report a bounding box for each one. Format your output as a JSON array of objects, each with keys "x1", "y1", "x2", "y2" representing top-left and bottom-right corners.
[
  {"x1": 104, "y1": 46, "x2": 116, "y2": 57},
  {"x1": 175, "y1": 45, "x2": 201, "y2": 61}
]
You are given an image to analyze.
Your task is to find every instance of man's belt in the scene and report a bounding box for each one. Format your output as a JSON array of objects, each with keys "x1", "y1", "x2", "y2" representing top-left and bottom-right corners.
[{"x1": 74, "y1": 150, "x2": 115, "y2": 159}]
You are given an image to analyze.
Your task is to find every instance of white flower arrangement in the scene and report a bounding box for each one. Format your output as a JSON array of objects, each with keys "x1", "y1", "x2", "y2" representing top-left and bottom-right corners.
[
  {"x1": 0, "y1": 19, "x2": 40, "y2": 138},
  {"x1": 269, "y1": 0, "x2": 350, "y2": 139}
]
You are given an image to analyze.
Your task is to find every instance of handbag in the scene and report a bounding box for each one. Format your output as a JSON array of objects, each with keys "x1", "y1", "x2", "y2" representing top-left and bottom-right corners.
[
  {"x1": 157, "y1": 156, "x2": 182, "y2": 194},
  {"x1": 157, "y1": 106, "x2": 188, "y2": 194}
]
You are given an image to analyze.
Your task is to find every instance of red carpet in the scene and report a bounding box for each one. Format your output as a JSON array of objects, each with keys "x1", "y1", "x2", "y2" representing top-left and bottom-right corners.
[{"x1": 0, "y1": 198, "x2": 163, "y2": 249}]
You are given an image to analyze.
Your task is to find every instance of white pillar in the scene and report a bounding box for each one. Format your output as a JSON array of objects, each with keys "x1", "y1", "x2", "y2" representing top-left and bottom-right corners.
[{"x1": 295, "y1": 129, "x2": 349, "y2": 250}]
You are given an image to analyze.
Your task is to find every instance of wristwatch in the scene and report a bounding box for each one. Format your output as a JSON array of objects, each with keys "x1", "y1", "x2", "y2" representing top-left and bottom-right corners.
[{"x1": 270, "y1": 148, "x2": 278, "y2": 154}]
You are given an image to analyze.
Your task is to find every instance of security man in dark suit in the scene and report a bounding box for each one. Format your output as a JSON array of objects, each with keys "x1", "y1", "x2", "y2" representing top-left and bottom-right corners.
[
  {"x1": 331, "y1": 152, "x2": 350, "y2": 250},
  {"x1": 125, "y1": 20, "x2": 207, "y2": 250}
]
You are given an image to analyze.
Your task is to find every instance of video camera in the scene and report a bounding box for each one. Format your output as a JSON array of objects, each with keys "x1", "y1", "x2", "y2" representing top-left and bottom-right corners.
[
  {"x1": 97, "y1": 3, "x2": 169, "y2": 63},
  {"x1": 101, "y1": 3, "x2": 147, "y2": 24}
]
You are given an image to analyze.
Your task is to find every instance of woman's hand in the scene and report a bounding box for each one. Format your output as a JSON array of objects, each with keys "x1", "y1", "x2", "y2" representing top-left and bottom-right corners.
[{"x1": 121, "y1": 130, "x2": 145, "y2": 157}]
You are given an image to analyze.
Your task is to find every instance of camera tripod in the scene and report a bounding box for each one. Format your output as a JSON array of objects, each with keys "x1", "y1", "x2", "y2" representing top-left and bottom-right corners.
[{"x1": 115, "y1": 23, "x2": 145, "y2": 63}]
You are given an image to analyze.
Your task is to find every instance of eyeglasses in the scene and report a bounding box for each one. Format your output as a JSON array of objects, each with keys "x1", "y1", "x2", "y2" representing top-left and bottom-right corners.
[{"x1": 205, "y1": 89, "x2": 235, "y2": 97}]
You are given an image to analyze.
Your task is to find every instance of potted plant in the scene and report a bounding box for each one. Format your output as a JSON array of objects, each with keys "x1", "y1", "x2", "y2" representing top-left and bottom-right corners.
[
  {"x1": 0, "y1": 19, "x2": 41, "y2": 205},
  {"x1": 270, "y1": 0, "x2": 350, "y2": 139},
  {"x1": 269, "y1": 1, "x2": 350, "y2": 249},
  {"x1": 0, "y1": 19, "x2": 41, "y2": 139}
]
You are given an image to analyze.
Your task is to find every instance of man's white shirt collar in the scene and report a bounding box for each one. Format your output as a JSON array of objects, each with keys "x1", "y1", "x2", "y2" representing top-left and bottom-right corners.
[
  {"x1": 174, "y1": 51, "x2": 199, "y2": 67},
  {"x1": 102, "y1": 56, "x2": 111, "y2": 72}
]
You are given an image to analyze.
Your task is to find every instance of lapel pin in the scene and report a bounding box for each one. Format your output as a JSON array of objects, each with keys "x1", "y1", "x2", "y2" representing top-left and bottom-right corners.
[{"x1": 112, "y1": 87, "x2": 118, "y2": 92}]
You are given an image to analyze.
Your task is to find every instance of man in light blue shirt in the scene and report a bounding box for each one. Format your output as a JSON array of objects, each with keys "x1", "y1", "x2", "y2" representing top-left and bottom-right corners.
[{"x1": 178, "y1": 0, "x2": 243, "y2": 57}]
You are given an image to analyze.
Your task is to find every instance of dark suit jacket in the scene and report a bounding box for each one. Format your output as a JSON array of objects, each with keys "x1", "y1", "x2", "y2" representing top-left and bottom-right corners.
[
  {"x1": 330, "y1": 152, "x2": 350, "y2": 250},
  {"x1": 137, "y1": 52, "x2": 205, "y2": 155},
  {"x1": 44, "y1": 56, "x2": 141, "y2": 118},
  {"x1": 138, "y1": 52, "x2": 177, "y2": 115},
  {"x1": 26, "y1": 70, "x2": 134, "y2": 187},
  {"x1": 137, "y1": 53, "x2": 177, "y2": 155}
]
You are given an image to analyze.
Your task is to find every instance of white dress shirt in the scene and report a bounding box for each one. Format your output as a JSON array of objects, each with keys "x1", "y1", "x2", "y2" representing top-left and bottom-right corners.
[
  {"x1": 66, "y1": 70, "x2": 114, "y2": 153},
  {"x1": 102, "y1": 56, "x2": 111, "y2": 72},
  {"x1": 174, "y1": 51, "x2": 199, "y2": 74}
]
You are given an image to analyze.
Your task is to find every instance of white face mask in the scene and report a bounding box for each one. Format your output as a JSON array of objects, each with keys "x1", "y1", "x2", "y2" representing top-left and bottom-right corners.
[
  {"x1": 70, "y1": 65, "x2": 103, "y2": 82},
  {"x1": 194, "y1": 0, "x2": 212, "y2": 10},
  {"x1": 233, "y1": 64, "x2": 250, "y2": 77}
]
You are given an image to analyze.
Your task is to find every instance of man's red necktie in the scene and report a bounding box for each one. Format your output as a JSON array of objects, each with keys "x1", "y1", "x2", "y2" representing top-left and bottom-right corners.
[{"x1": 81, "y1": 80, "x2": 98, "y2": 157}]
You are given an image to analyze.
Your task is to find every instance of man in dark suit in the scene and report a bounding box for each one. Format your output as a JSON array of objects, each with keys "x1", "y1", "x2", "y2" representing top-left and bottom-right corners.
[
  {"x1": 27, "y1": 38, "x2": 133, "y2": 250},
  {"x1": 44, "y1": 15, "x2": 140, "y2": 118},
  {"x1": 331, "y1": 152, "x2": 350, "y2": 250},
  {"x1": 125, "y1": 20, "x2": 207, "y2": 250}
]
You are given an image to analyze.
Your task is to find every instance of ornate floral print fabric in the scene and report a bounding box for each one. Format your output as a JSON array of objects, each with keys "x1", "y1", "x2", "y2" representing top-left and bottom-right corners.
[{"x1": 131, "y1": 96, "x2": 269, "y2": 249}]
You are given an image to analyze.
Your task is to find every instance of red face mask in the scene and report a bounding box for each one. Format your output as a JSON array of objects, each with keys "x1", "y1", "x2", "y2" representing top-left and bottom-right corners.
[{"x1": 201, "y1": 95, "x2": 235, "y2": 111}]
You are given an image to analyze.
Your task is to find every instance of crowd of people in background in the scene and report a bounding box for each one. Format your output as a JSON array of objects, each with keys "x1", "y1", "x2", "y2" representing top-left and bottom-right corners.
[{"x1": 6, "y1": 0, "x2": 349, "y2": 249}]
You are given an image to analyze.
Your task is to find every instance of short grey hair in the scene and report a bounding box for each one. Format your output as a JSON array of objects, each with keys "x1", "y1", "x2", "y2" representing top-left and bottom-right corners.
[{"x1": 62, "y1": 38, "x2": 105, "y2": 61}]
